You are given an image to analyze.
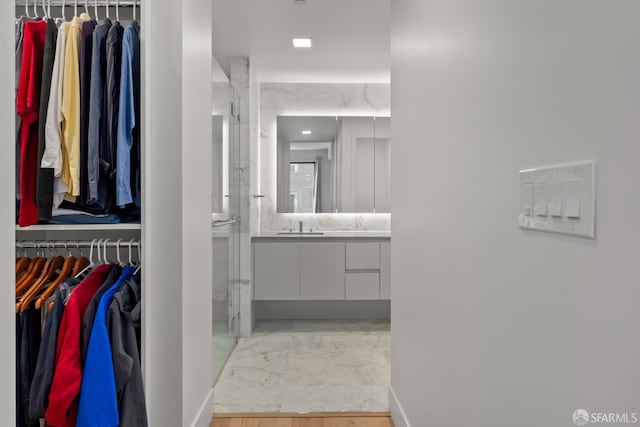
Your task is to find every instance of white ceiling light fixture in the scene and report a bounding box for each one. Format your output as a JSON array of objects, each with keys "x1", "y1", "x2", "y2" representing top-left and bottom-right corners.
[
  {"x1": 292, "y1": 37, "x2": 313, "y2": 48},
  {"x1": 302, "y1": 130, "x2": 312, "y2": 135}
]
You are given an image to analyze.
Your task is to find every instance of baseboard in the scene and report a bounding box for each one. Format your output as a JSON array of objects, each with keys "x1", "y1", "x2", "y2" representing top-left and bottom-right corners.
[
  {"x1": 389, "y1": 385, "x2": 411, "y2": 427},
  {"x1": 190, "y1": 388, "x2": 215, "y2": 427},
  {"x1": 255, "y1": 300, "x2": 391, "y2": 320}
]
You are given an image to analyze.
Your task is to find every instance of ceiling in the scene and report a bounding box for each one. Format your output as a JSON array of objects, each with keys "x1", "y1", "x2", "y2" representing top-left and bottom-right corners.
[
  {"x1": 278, "y1": 116, "x2": 338, "y2": 143},
  {"x1": 212, "y1": 0, "x2": 390, "y2": 83}
]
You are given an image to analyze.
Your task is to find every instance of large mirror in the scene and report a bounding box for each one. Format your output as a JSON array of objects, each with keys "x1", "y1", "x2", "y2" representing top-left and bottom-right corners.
[{"x1": 277, "y1": 115, "x2": 390, "y2": 213}]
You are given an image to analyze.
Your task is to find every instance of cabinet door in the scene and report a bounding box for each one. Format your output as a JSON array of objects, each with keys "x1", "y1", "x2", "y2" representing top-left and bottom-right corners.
[
  {"x1": 346, "y1": 241, "x2": 380, "y2": 270},
  {"x1": 380, "y1": 241, "x2": 391, "y2": 299},
  {"x1": 299, "y1": 242, "x2": 346, "y2": 300},
  {"x1": 346, "y1": 272, "x2": 380, "y2": 300},
  {"x1": 253, "y1": 242, "x2": 299, "y2": 300}
]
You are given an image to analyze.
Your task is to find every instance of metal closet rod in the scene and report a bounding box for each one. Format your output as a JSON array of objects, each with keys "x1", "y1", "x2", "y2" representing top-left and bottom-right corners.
[
  {"x1": 14, "y1": 0, "x2": 138, "y2": 6},
  {"x1": 16, "y1": 240, "x2": 141, "y2": 249}
]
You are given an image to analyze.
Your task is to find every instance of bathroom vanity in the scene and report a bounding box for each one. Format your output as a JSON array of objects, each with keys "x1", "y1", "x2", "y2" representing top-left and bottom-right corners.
[{"x1": 252, "y1": 233, "x2": 391, "y2": 301}]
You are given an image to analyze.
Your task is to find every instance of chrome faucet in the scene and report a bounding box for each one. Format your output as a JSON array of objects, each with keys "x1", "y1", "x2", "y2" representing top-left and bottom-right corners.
[{"x1": 298, "y1": 221, "x2": 303, "y2": 232}]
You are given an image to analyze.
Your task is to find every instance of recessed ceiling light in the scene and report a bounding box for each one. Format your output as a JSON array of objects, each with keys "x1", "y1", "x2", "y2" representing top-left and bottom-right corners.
[
  {"x1": 293, "y1": 38, "x2": 312, "y2": 48},
  {"x1": 302, "y1": 130, "x2": 312, "y2": 135}
]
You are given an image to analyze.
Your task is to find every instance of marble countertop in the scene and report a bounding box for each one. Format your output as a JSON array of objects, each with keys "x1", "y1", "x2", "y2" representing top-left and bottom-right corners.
[{"x1": 252, "y1": 231, "x2": 391, "y2": 240}]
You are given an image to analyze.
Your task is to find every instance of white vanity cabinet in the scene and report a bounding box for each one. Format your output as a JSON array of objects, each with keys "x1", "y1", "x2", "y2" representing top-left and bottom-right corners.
[
  {"x1": 380, "y1": 241, "x2": 391, "y2": 299},
  {"x1": 252, "y1": 235, "x2": 390, "y2": 301},
  {"x1": 254, "y1": 242, "x2": 300, "y2": 299},
  {"x1": 300, "y1": 242, "x2": 346, "y2": 300}
]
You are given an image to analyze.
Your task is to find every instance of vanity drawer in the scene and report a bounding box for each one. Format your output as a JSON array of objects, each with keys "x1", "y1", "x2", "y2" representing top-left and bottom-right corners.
[
  {"x1": 346, "y1": 272, "x2": 380, "y2": 300},
  {"x1": 345, "y1": 242, "x2": 380, "y2": 270}
]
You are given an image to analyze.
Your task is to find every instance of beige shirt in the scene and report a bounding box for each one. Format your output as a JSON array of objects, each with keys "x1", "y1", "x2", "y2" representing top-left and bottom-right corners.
[{"x1": 61, "y1": 13, "x2": 91, "y2": 197}]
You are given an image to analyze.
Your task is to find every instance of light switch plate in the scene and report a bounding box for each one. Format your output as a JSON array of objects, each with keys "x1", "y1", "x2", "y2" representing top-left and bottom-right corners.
[{"x1": 518, "y1": 161, "x2": 596, "y2": 239}]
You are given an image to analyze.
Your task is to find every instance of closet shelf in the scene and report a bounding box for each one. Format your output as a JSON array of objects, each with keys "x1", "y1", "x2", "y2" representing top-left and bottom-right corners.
[{"x1": 16, "y1": 224, "x2": 141, "y2": 231}]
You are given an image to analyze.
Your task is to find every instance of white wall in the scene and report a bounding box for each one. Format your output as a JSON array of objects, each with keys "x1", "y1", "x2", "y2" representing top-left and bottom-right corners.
[
  {"x1": 260, "y1": 83, "x2": 392, "y2": 232},
  {"x1": 182, "y1": 0, "x2": 214, "y2": 425},
  {"x1": 142, "y1": 0, "x2": 184, "y2": 425},
  {"x1": 0, "y1": 0, "x2": 15, "y2": 422},
  {"x1": 390, "y1": 2, "x2": 640, "y2": 427}
]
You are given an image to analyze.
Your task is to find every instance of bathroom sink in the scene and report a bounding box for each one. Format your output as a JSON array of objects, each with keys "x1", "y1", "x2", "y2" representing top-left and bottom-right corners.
[{"x1": 277, "y1": 232, "x2": 325, "y2": 235}]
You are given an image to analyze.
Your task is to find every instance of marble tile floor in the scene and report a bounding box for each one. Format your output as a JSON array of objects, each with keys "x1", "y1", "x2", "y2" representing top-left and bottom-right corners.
[{"x1": 213, "y1": 320, "x2": 391, "y2": 414}]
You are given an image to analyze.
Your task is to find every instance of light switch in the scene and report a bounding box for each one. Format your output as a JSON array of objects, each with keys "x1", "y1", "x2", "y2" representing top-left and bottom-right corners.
[
  {"x1": 518, "y1": 161, "x2": 595, "y2": 238},
  {"x1": 565, "y1": 179, "x2": 581, "y2": 219},
  {"x1": 534, "y1": 182, "x2": 548, "y2": 216},
  {"x1": 521, "y1": 183, "x2": 534, "y2": 216},
  {"x1": 549, "y1": 181, "x2": 563, "y2": 217}
]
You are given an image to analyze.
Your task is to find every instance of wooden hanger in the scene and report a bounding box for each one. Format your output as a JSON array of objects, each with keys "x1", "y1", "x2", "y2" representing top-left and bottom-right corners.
[
  {"x1": 34, "y1": 254, "x2": 76, "y2": 310},
  {"x1": 15, "y1": 257, "x2": 46, "y2": 296},
  {"x1": 18, "y1": 254, "x2": 65, "y2": 312},
  {"x1": 16, "y1": 257, "x2": 31, "y2": 278},
  {"x1": 35, "y1": 242, "x2": 76, "y2": 310},
  {"x1": 18, "y1": 256, "x2": 65, "y2": 312}
]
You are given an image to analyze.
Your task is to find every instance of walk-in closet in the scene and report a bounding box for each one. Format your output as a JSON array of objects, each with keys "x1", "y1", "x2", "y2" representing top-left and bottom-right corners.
[{"x1": 3, "y1": 0, "x2": 218, "y2": 425}]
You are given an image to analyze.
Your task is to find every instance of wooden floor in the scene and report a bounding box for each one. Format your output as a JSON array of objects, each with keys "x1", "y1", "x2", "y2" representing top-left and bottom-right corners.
[{"x1": 211, "y1": 412, "x2": 394, "y2": 427}]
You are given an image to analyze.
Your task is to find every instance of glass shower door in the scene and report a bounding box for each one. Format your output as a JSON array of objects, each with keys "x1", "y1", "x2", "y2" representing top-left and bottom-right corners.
[{"x1": 212, "y1": 84, "x2": 241, "y2": 384}]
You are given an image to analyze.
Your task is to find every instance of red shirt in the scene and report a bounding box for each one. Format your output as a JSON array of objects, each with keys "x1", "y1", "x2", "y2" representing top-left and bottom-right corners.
[
  {"x1": 17, "y1": 20, "x2": 47, "y2": 227},
  {"x1": 45, "y1": 264, "x2": 112, "y2": 427}
]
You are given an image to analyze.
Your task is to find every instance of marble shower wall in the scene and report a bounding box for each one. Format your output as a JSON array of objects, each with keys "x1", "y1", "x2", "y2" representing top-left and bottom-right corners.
[{"x1": 258, "y1": 83, "x2": 392, "y2": 232}]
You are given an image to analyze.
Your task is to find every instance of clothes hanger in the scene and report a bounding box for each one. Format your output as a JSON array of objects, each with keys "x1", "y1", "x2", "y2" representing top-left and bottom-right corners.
[
  {"x1": 71, "y1": 240, "x2": 90, "y2": 277},
  {"x1": 74, "y1": 0, "x2": 78, "y2": 18},
  {"x1": 115, "y1": 0, "x2": 120, "y2": 22},
  {"x1": 94, "y1": 0, "x2": 99, "y2": 21},
  {"x1": 134, "y1": 240, "x2": 142, "y2": 275},
  {"x1": 105, "y1": 0, "x2": 110, "y2": 20},
  {"x1": 16, "y1": 243, "x2": 31, "y2": 278},
  {"x1": 33, "y1": 0, "x2": 39, "y2": 18},
  {"x1": 75, "y1": 239, "x2": 98, "y2": 278},
  {"x1": 35, "y1": 242, "x2": 77, "y2": 310},
  {"x1": 116, "y1": 239, "x2": 124, "y2": 266},
  {"x1": 17, "y1": 242, "x2": 55, "y2": 306},
  {"x1": 15, "y1": 243, "x2": 47, "y2": 296},
  {"x1": 128, "y1": 238, "x2": 135, "y2": 266},
  {"x1": 25, "y1": 0, "x2": 32, "y2": 18},
  {"x1": 61, "y1": 0, "x2": 67, "y2": 21},
  {"x1": 132, "y1": 0, "x2": 136, "y2": 21},
  {"x1": 18, "y1": 243, "x2": 65, "y2": 312},
  {"x1": 41, "y1": 0, "x2": 47, "y2": 19},
  {"x1": 102, "y1": 239, "x2": 110, "y2": 264}
]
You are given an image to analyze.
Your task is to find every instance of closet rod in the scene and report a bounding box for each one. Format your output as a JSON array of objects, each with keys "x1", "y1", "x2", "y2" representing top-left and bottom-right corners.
[
  {"x1": 16, "y1": 240, "x2": 141, "y2": 249},
  {"x1": 14, "y1": 0, "x2": 138, "y2": 6}
]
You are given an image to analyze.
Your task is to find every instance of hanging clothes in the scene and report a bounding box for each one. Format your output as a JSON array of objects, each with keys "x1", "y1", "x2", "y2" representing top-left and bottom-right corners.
[
  {"x1": 28, "y1": 280, "x2": 79, "y2": 420},
  {"x1": 87, "y1": 18, "x2": 112, "y2": 207},
  {"x1": 109, "y1": 273, "x2": 147, "y2": 427},
  {"x1": 78, "y1": 18, "x2": 97, "y2": 208},
  {"x1": 105, "y1": 21, "x2": 124, "y2": 199},
  {"x1": 61, "y1": 13, "x2": 92, "y2": 199},
  {"x1": 45, "y1": 264, "x2": 112, "y2": 427},
  {"x1": 17, "y1": 20, "x2": 48, "y2": 227},
  {"x1": 41, "y1": 21, "x2": 71, "y2": 209},
  {"x1": 116, "y1": 20, "x2": 140, "y2": 208},
  {"x1": 35, "y1": 18, "x2": 59, "y2": 221},
  {"x1": 76, "y1": 265, "x2": 135, "y2": 427},
  {"x1": 80, "y1": 263, "x2": 122, "y2": 361}
]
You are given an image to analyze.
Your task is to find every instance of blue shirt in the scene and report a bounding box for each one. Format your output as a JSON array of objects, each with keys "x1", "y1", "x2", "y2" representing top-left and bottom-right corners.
[
  {"x1": 76, "y1": 265, "x2": 135, "y2": 427},
  {"x1": 116, "y1": 21, "x2": 140, "y2": 207}
]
